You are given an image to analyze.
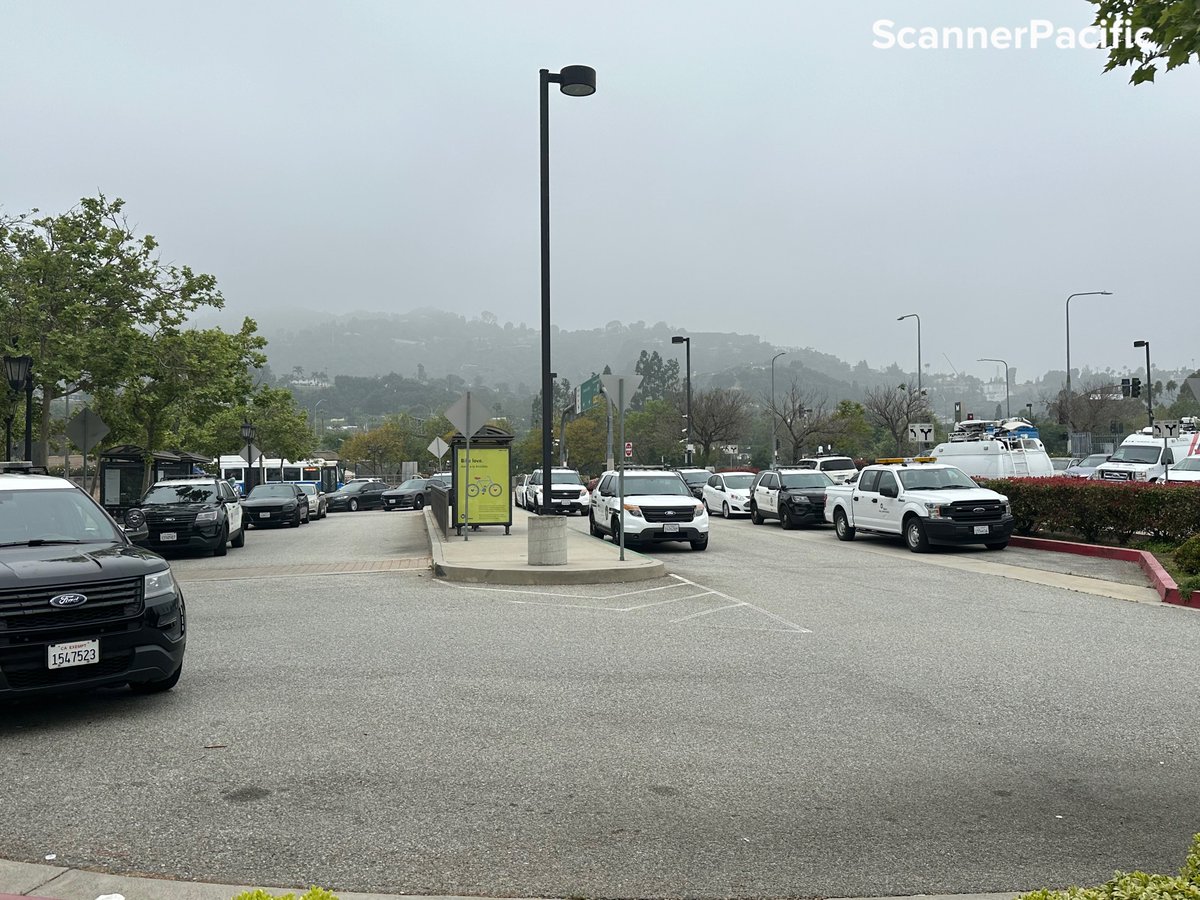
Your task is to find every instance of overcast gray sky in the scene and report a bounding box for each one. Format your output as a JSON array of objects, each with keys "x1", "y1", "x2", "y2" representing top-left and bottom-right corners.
[{"x1": 3, "y1": 0, "x2": 1197, "y2": 382}]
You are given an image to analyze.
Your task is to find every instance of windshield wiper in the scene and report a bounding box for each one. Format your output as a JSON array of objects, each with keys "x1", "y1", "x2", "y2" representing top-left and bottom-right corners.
[{"x1": 0, "y1": 539, "x2": 89, "y2": 547}]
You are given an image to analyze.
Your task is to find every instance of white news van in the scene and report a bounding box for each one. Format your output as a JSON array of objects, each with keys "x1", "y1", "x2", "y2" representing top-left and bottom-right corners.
[
  {"x1": 929, "y1": 418, "x2": 1056, "y2": 479},
  {"x1": 1092, "y1": 427, "x2": 1200, "y2": 483}
]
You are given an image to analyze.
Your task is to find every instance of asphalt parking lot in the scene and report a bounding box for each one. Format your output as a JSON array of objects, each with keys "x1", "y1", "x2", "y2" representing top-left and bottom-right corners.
[{"x1": 2, "y1": 508, "x2": 1198, "y2": 900}]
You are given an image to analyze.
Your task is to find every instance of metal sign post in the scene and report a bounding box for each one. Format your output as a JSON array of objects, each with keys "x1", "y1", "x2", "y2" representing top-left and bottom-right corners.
[
  {"x1": 445, "y1": 392, "x2": 488, "y2": 540},
  {"x1": 1153, "y1": 420, "x2": 1180, "y2": 480},
  {"x1": 600, "y1": 373, "x2": 642, "y2": 562},
  {"x1": 65, "y1": 409, "x2": 109, "y2": 494}
]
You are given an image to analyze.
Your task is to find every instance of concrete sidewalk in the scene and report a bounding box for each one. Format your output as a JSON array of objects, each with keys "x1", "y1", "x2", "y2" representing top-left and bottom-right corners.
[
  {"x1": 0, "y1": 858, "x2": 1022, "y2": 900},
  {"x1": 425, "y1": 507, "x2": 665, "y2": 584}
]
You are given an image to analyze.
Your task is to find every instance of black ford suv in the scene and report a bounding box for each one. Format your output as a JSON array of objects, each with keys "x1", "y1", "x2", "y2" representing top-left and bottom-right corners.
[
  {"x1": 0, "y1": 473, "x2": 186, "y2": 699},
  {"x1": 134, "y1": 476, "x2": 245, "y2": 555}
]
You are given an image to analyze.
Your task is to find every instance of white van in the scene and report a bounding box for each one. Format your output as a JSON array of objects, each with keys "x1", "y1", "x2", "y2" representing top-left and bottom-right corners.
[
  {"x1": 930, "y1": 418, "x2": 1055, "y2": 478},
  {"x1": 1093, "y1": 430, "x2": 1200, "y2": 483}
]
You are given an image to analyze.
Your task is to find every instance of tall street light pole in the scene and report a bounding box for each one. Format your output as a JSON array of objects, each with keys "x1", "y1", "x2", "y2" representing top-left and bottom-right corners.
[
  {"x1": 540, "y1": 64, "x2": 595, "y2": 515},
  {"x1": 977, "y1": 357, "x2": 1011, "y2": 419},
  {"x1": 672, "y1": 335, "x2": 692, "y2": 465},
  {"x1": 1133, "y1": 339, "x2": 1153, "y2": 428},
  {"x1": 770, "y1": 351, "x2": 786, "y2": 463},
  {"x1": 897, "y1": 314, "x2": 921, "y2": 397},
  {"x1": 1064, "y1": 290, "x2": 1112, "y2": 399}
]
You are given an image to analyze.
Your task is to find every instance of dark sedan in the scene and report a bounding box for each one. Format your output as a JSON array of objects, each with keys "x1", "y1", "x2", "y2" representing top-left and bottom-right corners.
[
  {"x1": 382, "y1": 477, "x2": 447, "y2": 511},
  {"x1": 241, "y1": 483, "x2": 309, "y2": 527},
  {"x1": 326, "y1": 480, "x2": 390, "y2": 512}
]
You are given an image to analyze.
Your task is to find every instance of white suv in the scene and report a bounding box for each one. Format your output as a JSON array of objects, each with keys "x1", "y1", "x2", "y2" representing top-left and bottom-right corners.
[
  {"x1": 795, "y1": 455, "x2": 858, "y2": 484},
  {"x1": 589, "y1": 468, "x2": 709, "y2": 551},
  {"x1": 527, "y1": 467, "x2": 590, "y2": 515}
]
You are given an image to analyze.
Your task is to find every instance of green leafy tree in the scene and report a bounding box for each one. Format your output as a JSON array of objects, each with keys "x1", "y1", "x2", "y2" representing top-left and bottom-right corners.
[
  {"x1": 625, "y1": 399, "x2": 683, "y2": 466},
  {"x1": 632, "y1": 350, "x2": 680, "y2": 410},
  {"x1": 1088, "y1": 0, "x2": 1200, "y2": 83},
  {"x1": 0, "y1": 195, "x2": 223, "y2": 464},
  {"x1": 339, "y1": 422, "x2": 409, "y2": 478},
  {"x1": 92, "y1": 318, "x2": 267, "y2": 490},
  {"x1": 820, "y1": 400, "x2": 874, "y2": 460},
  {"x1": 563, "y1": 407, "x2": 607, "y2": 475}
]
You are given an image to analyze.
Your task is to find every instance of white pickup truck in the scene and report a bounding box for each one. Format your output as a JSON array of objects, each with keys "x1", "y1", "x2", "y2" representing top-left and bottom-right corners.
[{"x1": 823, "y1": 459, "x2": 1014, "y2": 552}]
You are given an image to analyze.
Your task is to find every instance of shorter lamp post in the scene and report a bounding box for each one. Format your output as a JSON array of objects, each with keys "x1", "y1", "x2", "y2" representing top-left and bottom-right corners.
[
  {"x1": 240, "y1": 420, "x2": 255, "y2": 494},
  {"x1": 4, "y1": 354, "x2": 33, "y2": 463},
  {"x1": 1133, "y1": 340, "x2": 1153, "y2": 428},
  {"x1": 897, "y1": 314, "x2": 922, "y2": 396},
  {"x1": 672, "y1": 335, "x2": 692, "y2": 464},
  {"x1": 771, "y1": 351, "x2": 786, "y2": 463},
  {"x1": 978, "y1": 357, "x2": 1011, "y2": 419}
]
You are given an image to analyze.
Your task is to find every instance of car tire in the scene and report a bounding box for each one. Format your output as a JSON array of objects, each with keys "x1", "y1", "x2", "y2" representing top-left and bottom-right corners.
[
  {"x1": 321, "y1": 504, "x2": 327, "y2": 519},
  {"x1": 834, "y1": 508, "x2": 855, "y2": 541},
  {"x1": 690, "y1": 534, "x2": 709, "y2": 551},
  {"x1": 905, "y1": 516, "x2": 930, "y2": 553},
  {"x1": 985, "y1": 541, "x2": 1009, "y2": 551},
  {"x1": 349, "y1": 498, "x2": 359, "y2": 512},
  {"x1": 231, "y1": 526, "x2": 245, "y2": 549},
  {"x1": 414, "y1": 496, "x2": 425, "y2": 510},
  {"x1": 290, "y1": 510, "x2": 301, "y2": 528},
  {"x1": 780, "y1": 510, "x2": 793, "y2": 530},
  {"x1": 750, "y1": 504, "x2": 763, "y2": 525},
  {"x1": 589, "y1": 511, "x2": 603, "y2": 537},
  {"x1": 129, "y1": 662, "x2": 183, "y2": 695},
  {"x1": 722, "y1": 501, "x2": 731, "y2": 519},
  {"x1": 302, "y1": 507, "x2": 310, "y2": 524},
  {"x1": 213, "y1": 526, "x2": 228, "y2": 556},
  {"x1": 611, "y1": 515, "x2": 623, "y2": 546}
]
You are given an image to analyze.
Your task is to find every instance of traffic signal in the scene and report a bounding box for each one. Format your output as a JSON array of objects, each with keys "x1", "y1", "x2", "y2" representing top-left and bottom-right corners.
[
  {"x1": 954, "y1": 401, "x2": 962, "y2": 421},
  {"x1": 1131, "y1": 377, "x2": 1142, "y2": 398},
  {"x1": 1121, "y1": 378, "x2": 1131, "y2": 398}
]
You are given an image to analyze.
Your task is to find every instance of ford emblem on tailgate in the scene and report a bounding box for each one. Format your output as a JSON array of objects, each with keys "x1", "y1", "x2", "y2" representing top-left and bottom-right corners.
[{"x1": 49, "y1": 593, "x2": 88, "y2": 609}]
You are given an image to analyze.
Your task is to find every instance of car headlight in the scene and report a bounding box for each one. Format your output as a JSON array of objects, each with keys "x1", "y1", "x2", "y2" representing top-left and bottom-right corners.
[
  {"x1": 693, "y1": 501, "x2": 706, "y2": 514},
  {"x1": 145, "y1": 569, "x2": 177, "y2": 602},
  {"x1": 578, "y1": 488, "x2": 588, "y2": 497},
  {"x1": 195, "y1": 509, "x2": 219, "y2": 523},
  {"x1": 790, "y1": 494, "x2": 809, "y2": 505},
  {"x1": 1003, "y1": 500, "x2": 1012, "y2": 515},
  {"x1": 924, "y1": 502, "x2": 949, "y2": 519},
  {"x1": 284, "y1": 501, "x2": 297, "y2": 510},
  {"x1": 622, "y1": 503, "x2": 644, "y2": 518}
]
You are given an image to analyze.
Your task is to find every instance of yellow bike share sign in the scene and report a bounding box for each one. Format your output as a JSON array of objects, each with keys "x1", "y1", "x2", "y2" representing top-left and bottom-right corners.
[{"x1": 454, "y1": 446, "x2": 510, "y2": 526}]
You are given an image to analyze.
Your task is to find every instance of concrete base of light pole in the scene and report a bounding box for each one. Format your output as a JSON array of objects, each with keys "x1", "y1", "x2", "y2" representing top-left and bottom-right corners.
[{"x1": 527, "y1": 515, "x2": 568, "y2": 565}]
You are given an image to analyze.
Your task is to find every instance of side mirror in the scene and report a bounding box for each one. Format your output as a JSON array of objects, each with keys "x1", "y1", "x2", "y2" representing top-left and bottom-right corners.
[{"x1": 880, "y1": 484, "x2": 898, "y2": 499}]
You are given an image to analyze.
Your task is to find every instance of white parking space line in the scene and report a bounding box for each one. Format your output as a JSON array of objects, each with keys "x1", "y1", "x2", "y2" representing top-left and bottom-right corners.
[
  {"x1": 671, "y1": 602, "x2": 744, "y2": 623},
  {"x1": 669, "y1": 574, "x2": 813, "y2": 633},
  {"x1": 441, "y1": 574, "x2": 813, "y2": 633}
]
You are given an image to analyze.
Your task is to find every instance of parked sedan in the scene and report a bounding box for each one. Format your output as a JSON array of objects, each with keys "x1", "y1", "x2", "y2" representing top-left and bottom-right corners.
[
  {"x1": 382, "y1": 478, "x2": 438, "y2": 511},
  {"x1": 326, "y1": 480, "x2": 390, "y2": 512},
  {"x1": 298, "y1": 483, "x2": 327, "y2": 519},
  {"x1": 1164, "y1": 456, "x2": 1200, "y2": 483},
  {"x1": 241, "y1": 483, "x2": 310, "y2": 527},
  {"x1": 702, "y1": 471, "x2": 756, "y2": 518},
  {"x1": 514, "y1": 474, "x2": 530, "y2": 509},
  {"x1": 1065, "y1": 453, "x2": 1109, "y2": 479}
]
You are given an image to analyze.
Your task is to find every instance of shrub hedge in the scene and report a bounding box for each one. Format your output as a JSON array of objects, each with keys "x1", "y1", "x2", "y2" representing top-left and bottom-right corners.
[
  {"x1": 232, "y1": 889, "x2": 339, "y2": 900},
  {"x1": 975, "y1": 477, "x2": 1200, "y2": 545},
  {"x1": 1018, "y1": 833, "x2": 1200, "y2": 900}
]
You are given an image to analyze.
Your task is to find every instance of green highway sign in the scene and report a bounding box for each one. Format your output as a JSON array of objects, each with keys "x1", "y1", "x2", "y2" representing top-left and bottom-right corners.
[{"x1": 579, "y1": 373, "x2": 602, "y2": 413}]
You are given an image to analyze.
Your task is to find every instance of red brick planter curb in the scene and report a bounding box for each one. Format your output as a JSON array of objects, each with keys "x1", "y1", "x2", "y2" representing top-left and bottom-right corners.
[{"x1": 1009, "y1": 535, "x2": 1199, "y2": 609}]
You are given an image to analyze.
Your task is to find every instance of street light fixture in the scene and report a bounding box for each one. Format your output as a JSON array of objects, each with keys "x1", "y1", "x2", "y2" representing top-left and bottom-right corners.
[
  {"x1": 1064, "y1": 291, "x2": 1112, "y2": 399},
  {"x1": 3, "y1": 354, "x2": 33, "y2": 462},
  {"x1": 977, "y1": 357, "x2": 1011, "y2": 419},
  {"x1": 1133, "y1": 339, "x2": 1153, "y2": 428},
  {"x1": 896, "y1": 314, "x2": 922, "y2": 397},
  {"x1": 672, "y1": 335, "x2": 692, "y2": 465},
  {"x1": 539, "y1": 64, "x2": 595, "y2": 515},
  {"x1": 240, "y1": 420, "x2": 256, "y2": 494},
  {"x1": 770, "y1": 351, "x2": 786, "y2": 463}
]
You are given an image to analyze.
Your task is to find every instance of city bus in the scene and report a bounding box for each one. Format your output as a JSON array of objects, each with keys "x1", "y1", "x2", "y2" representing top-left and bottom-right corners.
[{"x1": 218, "y1": 456, "x2": 344, "y2": 495}]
